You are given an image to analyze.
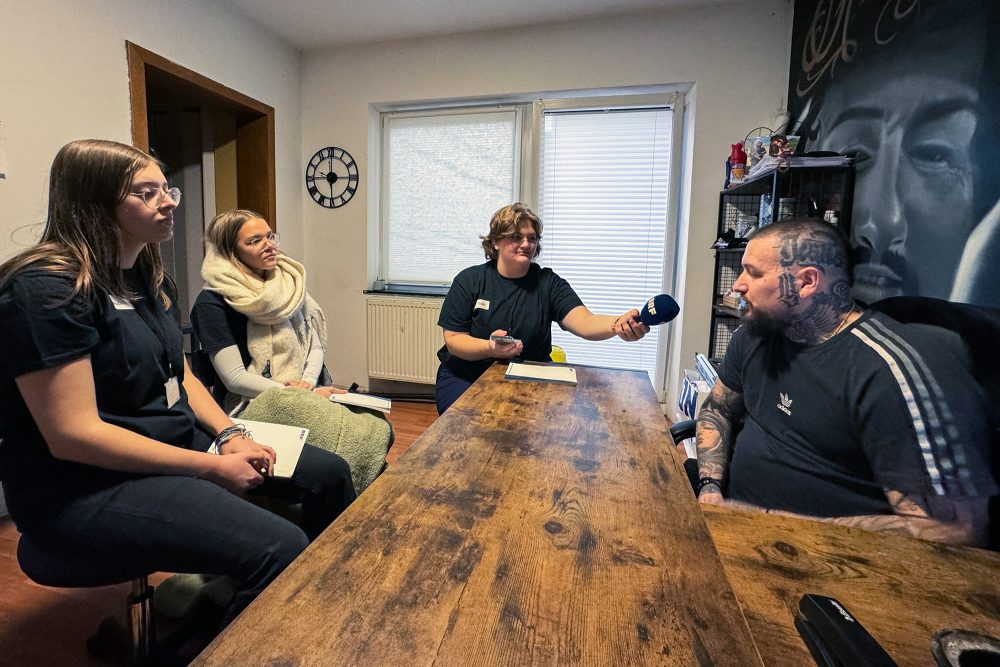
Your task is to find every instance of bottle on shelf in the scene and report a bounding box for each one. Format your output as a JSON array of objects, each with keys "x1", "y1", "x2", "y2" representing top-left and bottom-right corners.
[{"x1": 729, "y1": 143, "x2": 747, "y2": 185}]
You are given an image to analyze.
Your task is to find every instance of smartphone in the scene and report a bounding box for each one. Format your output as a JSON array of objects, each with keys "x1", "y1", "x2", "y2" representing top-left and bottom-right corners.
[{"x1": 490, "y1": 335, "x2": 516, "y2": 344}]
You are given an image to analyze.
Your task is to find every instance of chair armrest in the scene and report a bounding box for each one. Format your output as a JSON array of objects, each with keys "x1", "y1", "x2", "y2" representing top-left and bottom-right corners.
[{"x1": 669, "y1": 419, "x2": 697, "y2": 445}]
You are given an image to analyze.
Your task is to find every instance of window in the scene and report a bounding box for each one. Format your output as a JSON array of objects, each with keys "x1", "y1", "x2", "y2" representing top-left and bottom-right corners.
[
  {"x1": 381, "y1": 108, "x2": 522, "y2": 286},
  {"x1": 538, "y1": 107, "x2": 673, "y2": 383},
  {"x1": 376, "y1": 91, "x2": 681, "y2": 391}
]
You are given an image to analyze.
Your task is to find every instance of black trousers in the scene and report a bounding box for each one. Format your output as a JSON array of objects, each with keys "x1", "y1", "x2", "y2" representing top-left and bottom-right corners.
[{"x1": 20, "y1": 444, "x2": 354, "y2": 626}]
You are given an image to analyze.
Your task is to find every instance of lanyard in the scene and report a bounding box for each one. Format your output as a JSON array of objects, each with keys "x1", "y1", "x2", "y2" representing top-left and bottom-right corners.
[{"x1": 129, "y1": 290, "x2": 178, "y2": 378}]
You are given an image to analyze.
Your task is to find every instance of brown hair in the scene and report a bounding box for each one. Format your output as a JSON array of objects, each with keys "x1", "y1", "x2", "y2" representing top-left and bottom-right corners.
[
  {"x1": 0, "y1": 139, "x2": 170, "y2": 305},
  {"x1": 479, "y1": 203, "x2": 543, "y2": 260}
]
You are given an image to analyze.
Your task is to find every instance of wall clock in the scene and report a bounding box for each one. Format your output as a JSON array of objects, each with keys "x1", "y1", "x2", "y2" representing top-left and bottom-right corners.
[{"x1": 305, "y1": 146, "x2": 358, "y2": 208}]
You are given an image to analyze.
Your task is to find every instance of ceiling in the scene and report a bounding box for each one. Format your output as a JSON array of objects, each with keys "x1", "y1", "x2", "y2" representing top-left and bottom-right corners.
[{"x1": 222, "y1": 0, "x2": 727, "y2": 50}]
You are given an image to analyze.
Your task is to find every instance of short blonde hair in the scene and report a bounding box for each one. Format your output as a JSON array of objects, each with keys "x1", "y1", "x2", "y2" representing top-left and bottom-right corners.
[{"x1": 480, "y1": 203, "x2": 543, "y2": 260}]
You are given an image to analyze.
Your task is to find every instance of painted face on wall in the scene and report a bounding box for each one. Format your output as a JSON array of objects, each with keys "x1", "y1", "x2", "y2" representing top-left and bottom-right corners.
[{"x1": 814, "y1": 38, "x2": 983, "y2": 305}]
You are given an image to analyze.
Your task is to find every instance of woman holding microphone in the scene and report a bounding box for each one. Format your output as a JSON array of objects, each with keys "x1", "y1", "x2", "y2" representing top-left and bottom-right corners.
[{"x1": 435, "y1": 202, "x2": 648, "y2": 413}]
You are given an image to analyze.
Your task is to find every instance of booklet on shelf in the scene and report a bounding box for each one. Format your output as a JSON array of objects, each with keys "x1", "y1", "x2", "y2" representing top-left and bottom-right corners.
[
  {"x1": 231, "y1": 419, "x2": 309, "y2": 478},
  {"x1": 329, "y1": 392, "x2": 392, "y2": 414},
  {"x1": 505, "y1": 362, "x2": 577, "y2": 385}
]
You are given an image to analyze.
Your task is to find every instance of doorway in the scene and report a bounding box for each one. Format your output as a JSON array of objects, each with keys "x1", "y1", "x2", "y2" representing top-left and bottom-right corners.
[{"x1": 126, "y1": 42, "x2": 275, "y2": 323}]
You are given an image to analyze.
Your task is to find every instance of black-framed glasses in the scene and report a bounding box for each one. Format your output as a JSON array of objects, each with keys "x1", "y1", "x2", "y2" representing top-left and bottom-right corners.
[
  {"x1": 503, "y1": 233, "x2": 541, "y2": 244},
  {"x1": 244, "y1": 232, "x2": 280, "y2": 248},
  {"x1": 128, "y1": 186, "x2": 181, "y2": 209}
]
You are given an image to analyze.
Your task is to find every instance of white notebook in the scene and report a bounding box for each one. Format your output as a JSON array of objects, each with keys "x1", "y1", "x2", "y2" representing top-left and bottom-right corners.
[
  {"x1": 505, "y1": 362, "x2": 577, "y2": 385},
  {"x1": 232, "y1": 419, "x2": 310, "y2": 478},
  {"x1": 330, "y1": 392, "x2": 392, "y2": 414}
]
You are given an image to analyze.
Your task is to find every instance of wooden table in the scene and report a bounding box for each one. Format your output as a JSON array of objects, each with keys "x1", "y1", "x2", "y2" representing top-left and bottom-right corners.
[
  {"x1": 194, "y1": 364, "x2": 762, "y2": 666},
  {"x1": 704, "y1": 504, "x2": 1000, "y2": 666}
]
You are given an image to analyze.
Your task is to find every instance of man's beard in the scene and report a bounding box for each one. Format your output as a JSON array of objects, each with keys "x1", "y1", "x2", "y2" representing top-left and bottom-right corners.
[{"x1": 740, "y1": 303, "x2": 787, "y2": 337}]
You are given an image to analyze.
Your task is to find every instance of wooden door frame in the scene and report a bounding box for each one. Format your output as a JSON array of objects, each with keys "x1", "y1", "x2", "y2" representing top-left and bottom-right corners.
[{"x1": 126, "y1": 41, "x2": 277, "y2": 226}]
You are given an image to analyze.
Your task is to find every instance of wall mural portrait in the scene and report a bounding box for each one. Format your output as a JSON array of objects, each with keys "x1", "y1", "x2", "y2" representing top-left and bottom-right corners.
[{"x1": 788, "y1": 0, "x2": 1000, "y2": 308}]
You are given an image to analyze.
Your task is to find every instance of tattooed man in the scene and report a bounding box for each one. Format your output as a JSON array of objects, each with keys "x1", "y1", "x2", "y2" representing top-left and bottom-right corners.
[{"x1": 696, "y1": 219, "x2": 995, "y2": 546}]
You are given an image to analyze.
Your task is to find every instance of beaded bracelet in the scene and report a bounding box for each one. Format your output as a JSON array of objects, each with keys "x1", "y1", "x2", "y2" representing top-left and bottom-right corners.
[
  {"x1": 212, "y1": 424, "x2": 251, "y2": 454},
  {"x1": 696, "y1": 477, "x2": 724, "y2": 494}
]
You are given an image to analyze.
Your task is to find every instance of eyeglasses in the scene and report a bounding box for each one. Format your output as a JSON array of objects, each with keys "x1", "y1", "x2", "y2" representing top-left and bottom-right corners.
[
  {"x1": 244, "y1": 232, "x2": 280, "y2": 248},
  {"x1": 502, "y1": 233, "x2": 541, "y2": 245},
  {"x1": 128, "y1": 186, "x2": 182, "y2": 209}
]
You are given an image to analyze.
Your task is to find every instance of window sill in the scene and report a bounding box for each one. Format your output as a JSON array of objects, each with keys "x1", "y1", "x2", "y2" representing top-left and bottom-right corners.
[{"x1": 365, "y1": 284, "x2": 449, "y2": 297}]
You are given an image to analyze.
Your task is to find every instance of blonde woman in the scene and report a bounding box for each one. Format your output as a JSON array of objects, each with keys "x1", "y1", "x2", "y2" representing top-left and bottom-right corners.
[{"x1": 192, "y1": 209, "x2": 346, "y2": 412}]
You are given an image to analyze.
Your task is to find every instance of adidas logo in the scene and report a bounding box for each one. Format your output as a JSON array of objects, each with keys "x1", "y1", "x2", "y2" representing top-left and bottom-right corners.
[{"x1": 777, "y1": 392, "x2": 793, "y2": 416}]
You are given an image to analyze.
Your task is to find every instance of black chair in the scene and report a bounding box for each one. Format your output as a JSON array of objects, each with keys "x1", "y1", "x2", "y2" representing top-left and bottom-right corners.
[{"x1": 16, "y1": 534, "x2": 154, "y2": 663}]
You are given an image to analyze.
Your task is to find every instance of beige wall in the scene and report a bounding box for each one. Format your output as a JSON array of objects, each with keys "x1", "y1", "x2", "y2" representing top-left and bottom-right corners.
[
  {"x1": 300, "y1": 1, "x2": 794, "y2": 405},
  {"x1": 0, "y1": 0, "x2": 305, "y2": 262}
]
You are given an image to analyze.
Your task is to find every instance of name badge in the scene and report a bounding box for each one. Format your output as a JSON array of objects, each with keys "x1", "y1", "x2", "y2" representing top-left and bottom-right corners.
[
  {"x1": 474, "y1": 299, "x2": 490, "y2": 310},
  {"x1": 109, "y1": 294, "x2": 135, "y2": 310},
  {"x1": 165, "y1": 376, "x2": 181, "y2": 408}
]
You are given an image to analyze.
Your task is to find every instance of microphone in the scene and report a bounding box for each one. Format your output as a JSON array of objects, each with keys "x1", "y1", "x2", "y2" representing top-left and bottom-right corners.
[{"x1": 638, "y1": 294, "x2": 680, "y2": 327}]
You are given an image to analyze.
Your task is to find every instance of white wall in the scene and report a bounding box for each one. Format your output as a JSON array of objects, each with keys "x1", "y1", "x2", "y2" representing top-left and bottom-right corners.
[
  {"x1": 301, "y1": 1, "x2": 793, "y2": 404},
  {"x1": 0, "y1": 0, "x2": 305, "y2": 262}
]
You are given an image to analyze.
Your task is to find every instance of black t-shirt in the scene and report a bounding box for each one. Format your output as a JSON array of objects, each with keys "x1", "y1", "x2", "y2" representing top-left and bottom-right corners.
[
  {"x1": 0, "y1": 268, "x2": 209, "y2": 530},
  {"x1": 720, "y1": 311, "x2": 997, "y2": 516},
  {"x1": 437, "y1": 261, "x2": 583, "y2": 379},
  {"x1": 191, "y1": 290, "x2": 251, "y2": 365}
]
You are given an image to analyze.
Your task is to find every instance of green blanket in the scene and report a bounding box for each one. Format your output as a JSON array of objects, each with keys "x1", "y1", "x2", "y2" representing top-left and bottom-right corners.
[{"x1": 239, "y1": 387, "x2": 391, "y2": 494}]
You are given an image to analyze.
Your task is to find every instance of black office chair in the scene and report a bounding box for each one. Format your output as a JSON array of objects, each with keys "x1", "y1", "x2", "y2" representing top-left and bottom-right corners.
[{"x1": 16, "y1": 534, "x2": 155, "y2": 663}]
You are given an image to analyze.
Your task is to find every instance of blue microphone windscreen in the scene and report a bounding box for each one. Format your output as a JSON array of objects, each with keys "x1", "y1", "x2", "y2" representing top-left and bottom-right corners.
[{"x1": 639, "y1": 294, "x2": 680, "y2": 326}]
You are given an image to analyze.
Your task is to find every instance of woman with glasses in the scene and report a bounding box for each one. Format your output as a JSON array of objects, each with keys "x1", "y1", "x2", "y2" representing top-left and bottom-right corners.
[
  {"x1": 435, "y1": 202, "x2": 649, "y2": 414},
  {"x1": 0, "y1": 140, "x2": 355, "y2": 633},
  {"x1": 192, "y1": 209, "x2": 346, "y2": 411},
  {"x1": 192, "y1": 209, "x2": 390, "y2": 494}
]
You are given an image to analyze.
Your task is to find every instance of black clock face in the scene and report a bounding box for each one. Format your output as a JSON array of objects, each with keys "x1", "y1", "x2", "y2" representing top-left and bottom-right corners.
[{"x1": 305, "y1": 146, "x2": 358, "y2": 208}]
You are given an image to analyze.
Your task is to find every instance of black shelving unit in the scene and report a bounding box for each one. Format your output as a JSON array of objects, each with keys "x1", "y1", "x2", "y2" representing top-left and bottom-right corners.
[{"x1": 709, "y1": 164, "x2": 856, "y2": 360}]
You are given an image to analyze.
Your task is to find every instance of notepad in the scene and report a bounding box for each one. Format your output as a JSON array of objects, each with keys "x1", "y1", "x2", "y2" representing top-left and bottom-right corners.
[
  {"x1": 232, "y1": 419, "x2": 309, "y2": 478},
  {"x1": 505, "y1": 362, "x2": 577, "y2": 385},
  {"x1": 330, "y1": 392, "x2": 392, "y2": 414}
]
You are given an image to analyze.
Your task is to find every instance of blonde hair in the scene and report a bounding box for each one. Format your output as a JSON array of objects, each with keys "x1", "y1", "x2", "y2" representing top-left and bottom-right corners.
[
  {"x1": 479, "y1": 203, "x2": 543, "y2": 260},
  {"x1": 205, "y1": 208, "x2": 267, "y2": 265}
]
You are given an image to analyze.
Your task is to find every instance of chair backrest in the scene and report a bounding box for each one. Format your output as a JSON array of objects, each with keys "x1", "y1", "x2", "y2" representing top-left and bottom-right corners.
[{"x1": 871, "y1": 296, "x2": 1000, "y2": 548}]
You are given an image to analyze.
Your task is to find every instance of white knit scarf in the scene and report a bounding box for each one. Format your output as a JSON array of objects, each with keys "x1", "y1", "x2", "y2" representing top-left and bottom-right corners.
[{"x1": 201, "y1": 242, "x2": 327, "y2": 383}]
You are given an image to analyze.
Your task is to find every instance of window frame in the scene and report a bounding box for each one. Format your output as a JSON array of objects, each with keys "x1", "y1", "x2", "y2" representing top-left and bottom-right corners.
[{"x1": 377, "y1": 104, "x2": 529, "y2": 290}]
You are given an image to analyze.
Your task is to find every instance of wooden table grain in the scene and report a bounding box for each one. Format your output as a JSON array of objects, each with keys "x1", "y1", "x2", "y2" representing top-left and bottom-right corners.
[
  {"x1": 194, "y1": 364, "x2": 762, "y2": 666},
  {"x1": 704, "y1": 504, "x2": 1000, "y2": 666}
]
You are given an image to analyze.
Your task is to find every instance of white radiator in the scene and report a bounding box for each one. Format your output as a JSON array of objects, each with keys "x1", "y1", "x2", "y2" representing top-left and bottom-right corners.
[{"x1": 366, "y1": 296, "x2": 444, "y2": 384}]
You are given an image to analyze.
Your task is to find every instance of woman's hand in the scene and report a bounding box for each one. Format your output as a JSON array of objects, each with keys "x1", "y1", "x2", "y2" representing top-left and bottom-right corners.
[
  {"x1": 489, "y1": 329, "x2": 523, "y2": 359},
  {"x1": 220, "y1": 435, "x2": 275, "y2": 476},
  {"x1": 206, "y1": 451, "x2": 269, "y2": 492},
  {"x1": 284, "y1": 379, "x2": 314, "y2": 390},
  {"x1": 313, "y1": 386, "x2": 348, "y2": 398},
  {"x1": 611, "y1": 309, "x2": 649, "y2": 342}
]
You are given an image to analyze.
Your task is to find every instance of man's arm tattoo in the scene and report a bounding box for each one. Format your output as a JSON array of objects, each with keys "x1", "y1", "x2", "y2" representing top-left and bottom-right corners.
[
  {"x1": 695, "y1": 380, "x2": 745, "y2": 486},
  {"x1": 825, "y1": 490, "x2": 989, "y2": 547}
]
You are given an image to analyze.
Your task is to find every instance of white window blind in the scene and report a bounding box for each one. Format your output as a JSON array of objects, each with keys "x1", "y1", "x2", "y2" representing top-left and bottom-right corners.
[
  {"x1": 538, "y1": 108, "x2": 672, "y2": 382},
  {"x1": 383, "y1": 110, "x2": 519, "y2": 285}
]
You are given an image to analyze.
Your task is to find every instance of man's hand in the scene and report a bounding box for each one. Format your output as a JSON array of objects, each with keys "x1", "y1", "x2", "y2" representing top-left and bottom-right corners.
[{"x1": 698, "y1": 491, "x2": 726, "y2": 505}]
